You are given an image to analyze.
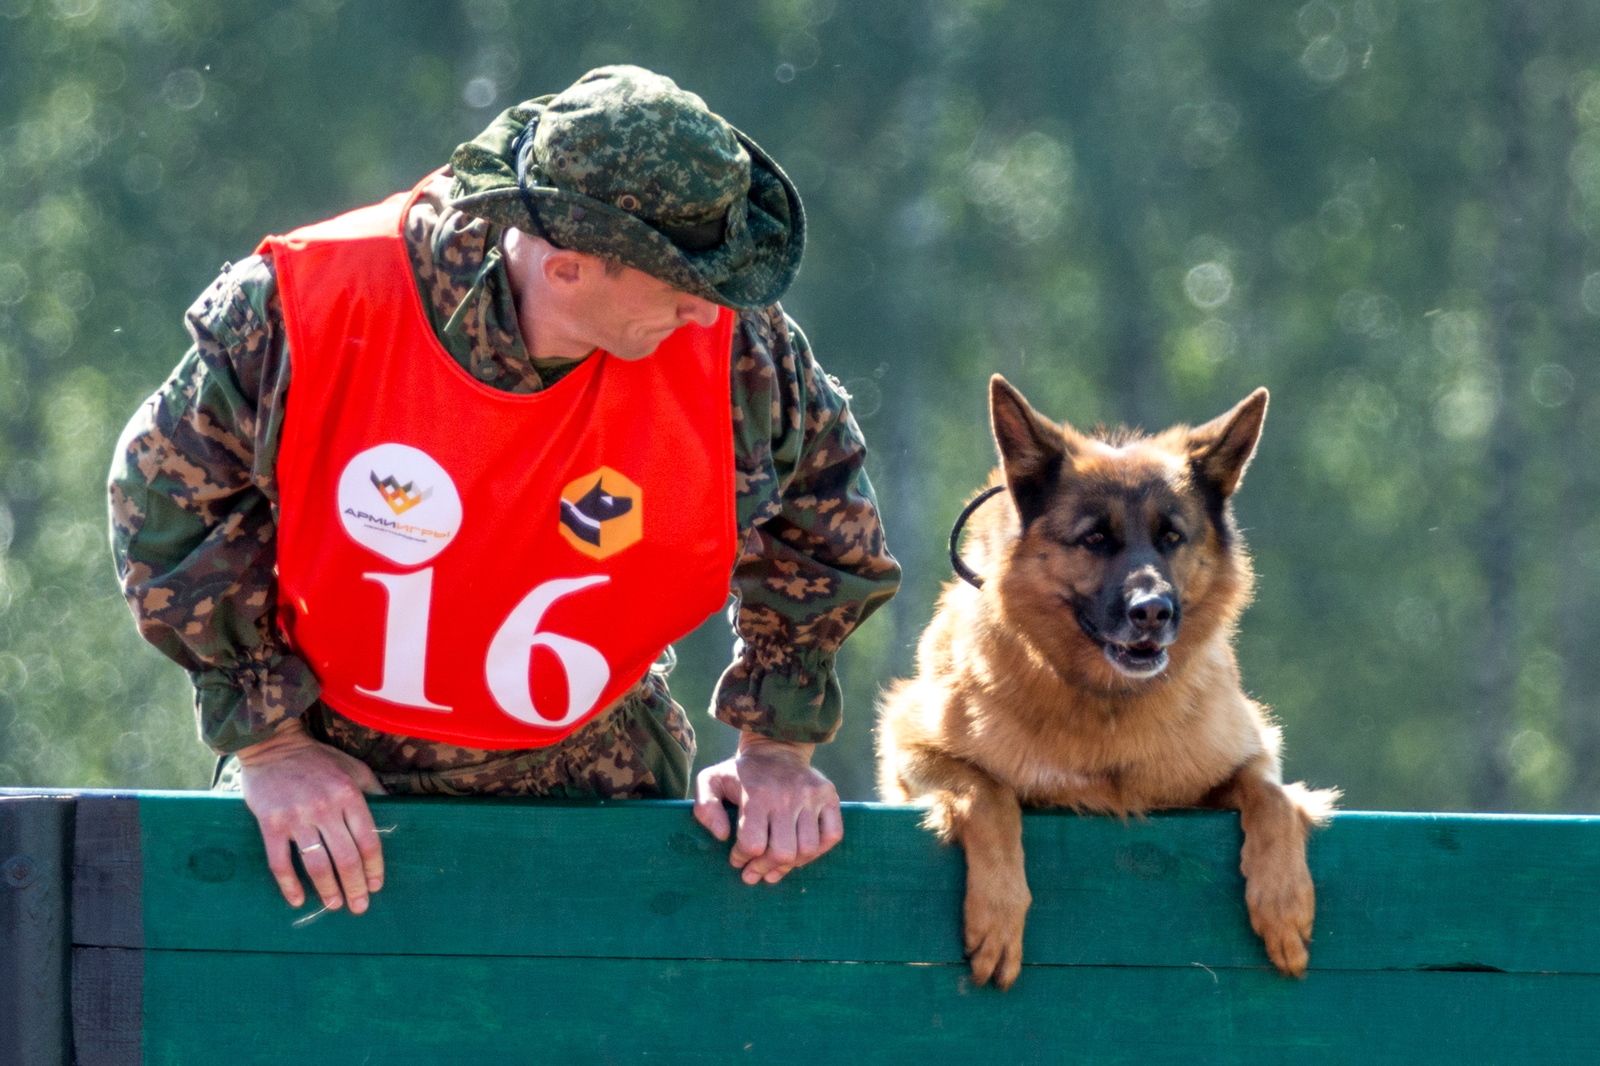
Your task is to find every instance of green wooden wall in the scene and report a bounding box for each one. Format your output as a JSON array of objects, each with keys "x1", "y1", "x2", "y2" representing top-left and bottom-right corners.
[{"x1": 3, "y1": 791, "x2": 1599, "y2": 1064}]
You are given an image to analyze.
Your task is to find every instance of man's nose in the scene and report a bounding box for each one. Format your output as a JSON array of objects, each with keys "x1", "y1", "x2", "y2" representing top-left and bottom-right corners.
[{"x1": 678, "y1": 295, "x2": 720, "y2": 327}]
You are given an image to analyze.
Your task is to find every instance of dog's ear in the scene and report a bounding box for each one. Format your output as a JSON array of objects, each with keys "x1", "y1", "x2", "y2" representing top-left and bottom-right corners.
[
  {"x1": 990, "y1": 375, "x2": 1073, "y2": 527},
  {"x1": 1186, "y1": 387, "x2": 1268, "y2": 498}
]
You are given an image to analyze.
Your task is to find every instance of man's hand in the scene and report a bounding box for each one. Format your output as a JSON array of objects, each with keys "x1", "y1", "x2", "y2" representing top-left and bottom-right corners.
[
  {"x1": 236, "y1": 720, "x2": 387, "y2": 914},
  {"x1": 693, "y1": 733, "x2": 844, "y2": 885}
]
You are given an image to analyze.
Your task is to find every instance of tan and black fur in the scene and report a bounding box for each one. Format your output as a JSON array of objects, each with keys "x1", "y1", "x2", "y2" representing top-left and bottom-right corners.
[{"x1": 877, "y1": 376, "x2": 1338, "y2": 990}]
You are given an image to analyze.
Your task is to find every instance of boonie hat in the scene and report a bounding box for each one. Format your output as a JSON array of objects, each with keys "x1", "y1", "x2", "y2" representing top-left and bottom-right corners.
[{"x1": 448, "y1": 65, "x2": 805, "y2": 311}]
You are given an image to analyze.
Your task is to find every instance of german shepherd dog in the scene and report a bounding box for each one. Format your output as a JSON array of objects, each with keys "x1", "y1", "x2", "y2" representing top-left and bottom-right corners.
[{"x1": 877, "y1": 376, "x2": 1337, "y2": 990}]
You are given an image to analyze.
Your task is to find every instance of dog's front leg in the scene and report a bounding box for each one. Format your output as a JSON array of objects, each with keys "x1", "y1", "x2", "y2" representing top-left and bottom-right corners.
[
  {"x1": 1207, "y1": 755, "x2": 1320, "y2": 977},
  {"x1": 916, "y1": 754, "x2": 1031, "y2": 990}
]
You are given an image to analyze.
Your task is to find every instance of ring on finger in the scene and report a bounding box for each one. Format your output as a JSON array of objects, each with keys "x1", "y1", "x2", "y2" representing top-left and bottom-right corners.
[{"x1": 298, "y1": 840, "x2": 325, "y2": 853}]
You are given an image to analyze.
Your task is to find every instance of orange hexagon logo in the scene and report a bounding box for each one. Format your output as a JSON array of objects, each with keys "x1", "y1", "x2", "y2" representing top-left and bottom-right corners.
[{"x1": 558, "y1": 466, "x2": 643, "y2": 560}]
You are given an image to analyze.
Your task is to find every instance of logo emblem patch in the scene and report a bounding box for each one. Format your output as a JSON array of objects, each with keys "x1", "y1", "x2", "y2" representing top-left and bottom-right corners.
[
  {"x1": 338, "y1": 443, "x2": 462, "y2": 566},
  {"x1": 559, "y1": 466, "x2": 642, "y2": 559},
  {"x1": 370, "y1": 473, "x2": 431, "y2": 516}
]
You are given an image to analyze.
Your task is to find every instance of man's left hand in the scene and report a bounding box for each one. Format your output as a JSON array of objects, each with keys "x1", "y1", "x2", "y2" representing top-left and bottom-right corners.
[{"x1": 693, "y1": 733, "x2": 843, "y2": 885}]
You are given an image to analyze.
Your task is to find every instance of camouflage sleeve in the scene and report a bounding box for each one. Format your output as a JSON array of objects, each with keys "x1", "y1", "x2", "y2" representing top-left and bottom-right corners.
[
  {"x1": 107, "y1": 255, "x2": 320, "y2": 754},
  {"x1": 714, "y1": 307, "x2": 901, "y2": 743}
]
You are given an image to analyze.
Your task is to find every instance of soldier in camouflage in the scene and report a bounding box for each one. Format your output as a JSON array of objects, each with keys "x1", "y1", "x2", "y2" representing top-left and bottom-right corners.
[{"x1": 108, "y1": 66, "x2": 900, "y2": 917}]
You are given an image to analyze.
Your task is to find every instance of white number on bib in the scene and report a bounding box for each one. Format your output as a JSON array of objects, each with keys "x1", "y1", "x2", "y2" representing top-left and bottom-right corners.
[
  {"x1": 357, "y1": 569, "x2": 451, "y2": 712},
  {"x1": 484, "y1": 575, "x2": 612, "y2": 729},
  {"x1": 361, "y1": 572, "x2": 612, "y2": 729}
]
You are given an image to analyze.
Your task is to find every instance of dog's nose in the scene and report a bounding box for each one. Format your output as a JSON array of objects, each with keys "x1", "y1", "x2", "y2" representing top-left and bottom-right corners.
[{"x1": 1126, "y1": 591, "x2": 1174, "y2": 632}]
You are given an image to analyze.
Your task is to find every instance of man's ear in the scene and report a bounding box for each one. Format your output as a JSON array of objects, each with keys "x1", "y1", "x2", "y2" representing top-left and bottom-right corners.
[
  {"x1": 542, "y1": 249, "x2": 586, "y2": 288},
  {"x1": 1186, "y1": 387, "x2": 1268, "y2": 498},
  {"x1": 990, "y1": 375, "x2": 1073, "y2": 528}
]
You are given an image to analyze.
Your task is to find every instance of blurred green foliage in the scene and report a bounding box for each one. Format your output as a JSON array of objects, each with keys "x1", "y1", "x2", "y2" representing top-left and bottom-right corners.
[{"x1": 2, "y1": 0, "x2": 1599, "y2": 810}]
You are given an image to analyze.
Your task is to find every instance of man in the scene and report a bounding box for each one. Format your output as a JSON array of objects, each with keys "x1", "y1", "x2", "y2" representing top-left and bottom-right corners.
[{"x1": 109, "y1": 66, "x2": 899, "y2": 917}]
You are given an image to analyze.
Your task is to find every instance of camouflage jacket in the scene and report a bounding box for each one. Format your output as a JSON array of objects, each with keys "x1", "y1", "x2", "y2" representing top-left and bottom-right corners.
[{"x1": 108, "y1": 173, "x2": 899, "y2": 798}]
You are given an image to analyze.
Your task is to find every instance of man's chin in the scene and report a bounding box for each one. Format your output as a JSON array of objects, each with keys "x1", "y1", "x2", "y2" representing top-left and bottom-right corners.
[{"x1": 609, "y1": 333, "x2": 674, "y2": 361}]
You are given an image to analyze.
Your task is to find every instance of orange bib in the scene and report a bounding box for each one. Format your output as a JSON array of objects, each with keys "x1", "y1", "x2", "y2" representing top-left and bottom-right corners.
[{"x1": 267, "y1": 176, "x2": 738, "y2": 749}]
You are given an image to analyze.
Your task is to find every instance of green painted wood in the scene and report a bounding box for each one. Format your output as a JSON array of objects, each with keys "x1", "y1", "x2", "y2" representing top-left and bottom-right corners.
[
  {"x1": 138, "y1": 951, "x2": 1600, "y2": 1065},
  {"x1": 118, "y1": 794, "x2": 1600, "y2": 974}
]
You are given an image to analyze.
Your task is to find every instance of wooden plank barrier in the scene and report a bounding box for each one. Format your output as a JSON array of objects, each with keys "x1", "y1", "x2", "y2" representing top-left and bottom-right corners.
[{"x1": 1, "y1": 789, "x2": 1598, "y2": 1064}]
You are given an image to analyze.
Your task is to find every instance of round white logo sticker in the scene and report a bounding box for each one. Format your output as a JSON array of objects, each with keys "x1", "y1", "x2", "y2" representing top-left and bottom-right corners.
[{"x1": 337, "y1": 444, "x2": 462, "y2": 566}]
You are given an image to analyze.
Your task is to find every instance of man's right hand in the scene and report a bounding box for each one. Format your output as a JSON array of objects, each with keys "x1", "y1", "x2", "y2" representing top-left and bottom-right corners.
[{"x1": 235, "y1": 720, "x2": 388, "y2": 914}]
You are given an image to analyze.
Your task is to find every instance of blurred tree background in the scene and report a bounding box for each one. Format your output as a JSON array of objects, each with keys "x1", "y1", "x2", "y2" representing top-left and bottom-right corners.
[{"x1": 2, "y1": 0, "x2": 1599, "y2": 811}]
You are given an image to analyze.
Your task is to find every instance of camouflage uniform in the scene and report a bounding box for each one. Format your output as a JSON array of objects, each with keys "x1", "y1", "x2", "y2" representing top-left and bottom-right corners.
[{"x1": 107, "y1": 68, "x2": 899, "y2": 800}]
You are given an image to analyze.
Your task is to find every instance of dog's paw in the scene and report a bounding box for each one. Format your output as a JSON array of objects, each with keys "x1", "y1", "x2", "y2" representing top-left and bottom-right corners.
[
  {"x1": 963, "y1": 882, "x2": 1031, "y2": 990},
  {"x1": 1245, "y1": 863, "x2": 1315, "y2": 978}
]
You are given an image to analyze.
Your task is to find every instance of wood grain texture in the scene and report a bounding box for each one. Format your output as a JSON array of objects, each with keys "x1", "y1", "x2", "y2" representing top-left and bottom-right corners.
[
  {"x1": 72, "y1": 797, "x2": 142, "y2": 949},
  {"x1": 139, "y1": 951, "x2": 1600, "y2": 1066},
  {"x1": 0, "y1": 795, "x2": 74, "y2": 1066},
  {"x1": 70, "y1": 947, "x2": 142, "y2": 1066},
  {"x1": 124, "y1": 795, "x2": 1600, "y2": 974}
]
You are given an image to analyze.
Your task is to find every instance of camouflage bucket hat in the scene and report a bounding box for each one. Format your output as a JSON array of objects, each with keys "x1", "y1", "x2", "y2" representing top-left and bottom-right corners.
[{"x1": 448, "y1": 65, "x2": 805, "y2": 311}]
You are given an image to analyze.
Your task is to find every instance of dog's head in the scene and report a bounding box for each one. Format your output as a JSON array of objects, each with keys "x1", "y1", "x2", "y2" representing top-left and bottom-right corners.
[{"x1": 981, "y1": 375, "x2": 1266, "y2": 689}]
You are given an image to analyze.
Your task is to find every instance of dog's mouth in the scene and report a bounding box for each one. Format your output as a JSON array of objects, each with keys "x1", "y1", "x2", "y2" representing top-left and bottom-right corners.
[
  {"x1": 1100, "y1": 638, "x2": 1170, "y2": 679},
  {"x1": 1072, "y1": 602, "x2": 1173, "y2": 680}
]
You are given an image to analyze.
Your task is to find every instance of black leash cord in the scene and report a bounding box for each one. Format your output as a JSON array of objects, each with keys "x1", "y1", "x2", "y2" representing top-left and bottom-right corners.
[{"x1": 948, "y1": 485, "x2": 1006, "y2": 589}]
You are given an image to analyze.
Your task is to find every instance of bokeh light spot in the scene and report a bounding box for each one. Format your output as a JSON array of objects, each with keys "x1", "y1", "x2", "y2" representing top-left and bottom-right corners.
[
  {"x1": 1184, "y1": 261, "x2": 1234, "y2": 309},
  {"x1": 0, "y1": 264, "x2": 28, "y2": 306},
  {"x1": 1435, "y1": 378, "x2": 1496, "y2": 440},
  {"x1": 1317, "y1": 197, "x2": 1364, "y2": 240},
  {"x1": 162, "y1": 69, "x2": 205, "y2": 111},
  {"x1": 1580, "y1": 271, "x2": 1600, "y2": 315},
  {"x1": 1297, "y1": 0, "x2": 1338, "y2": 38},
  {"x1": 1301, "y1": 35, "x2": 1349, "y2": 83},
  {"x1": 463, "y1": 77, "x2": 497, "y2": 108},
  {"x1": 1530, "y1": 364, "x2": 1575, "y2": 408}
]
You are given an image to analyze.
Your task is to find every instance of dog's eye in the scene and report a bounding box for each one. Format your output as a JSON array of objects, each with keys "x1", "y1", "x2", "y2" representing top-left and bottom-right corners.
[
  {"x1": 1162, "y1": 529, "x2": 1184, "y2": 547},
  {"x1": 1077, "y1": 530, "x2": 1110, "y2": 551}
]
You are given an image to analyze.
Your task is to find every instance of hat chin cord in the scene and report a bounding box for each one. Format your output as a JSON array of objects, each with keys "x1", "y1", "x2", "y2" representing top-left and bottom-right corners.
[{"x1": 511, "y1": 122, "x2": 560, "y2": 247}]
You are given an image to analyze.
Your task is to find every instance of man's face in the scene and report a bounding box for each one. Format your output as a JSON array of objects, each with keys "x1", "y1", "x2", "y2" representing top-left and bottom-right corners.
[{"x1": 571, "y1": 261, "x2": 722, "y2": 361}]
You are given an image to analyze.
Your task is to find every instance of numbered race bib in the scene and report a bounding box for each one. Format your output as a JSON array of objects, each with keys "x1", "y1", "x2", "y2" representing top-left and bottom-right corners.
[{"x1": 267, "y1": 174, "x2": 739, "y2": 750}]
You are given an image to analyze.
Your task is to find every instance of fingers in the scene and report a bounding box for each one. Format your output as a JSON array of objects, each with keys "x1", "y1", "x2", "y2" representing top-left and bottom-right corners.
[
  {"x1": 733, "y1": 800, "x2": 773, "y2": 882},
  {"x1": 795, "y1": 814, "x2": 821, "y2": 869},
  {"x1": 345, "y1": 803, "x2": 386, "y2": 895},
  {"x1": 305, "y1": 790, "x2": 388, "y2": 913},
  {"x1": 263, "y1": 830, "x2": 306, "y2": 908},
  {"x1": 693, "y1": 768, "x2": 733, "y2": 842},
  {"x1": 241, "y1": 735, "x2": 391, "y2": 916},
  {"x1": 819, "y1": 801, "x2": 845, "y2": 855},
  {"x1": 736, "y1": 802, "x2": 846, "y2": 885},
  {"x1": 745, "y1": 805, "x2": 798, "y2": 885},
  {"x1": 269, "y1": 811, "x2": 383, "y2": 915},
  {"x1": 320, "y1": 821, "x2": 370, "y2": 915},
  {"x1": 295, "y1": 835, "x2": 345, "y2": 911},
  {"x1": 697, "y1": 748, "x2": 847, "y2": 886}
]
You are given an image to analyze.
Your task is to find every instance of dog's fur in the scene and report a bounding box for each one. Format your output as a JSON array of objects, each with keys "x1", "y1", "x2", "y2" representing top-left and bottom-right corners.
[{"x1": 877, "y1": 376, "x2": 1338, "y2": 990}]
